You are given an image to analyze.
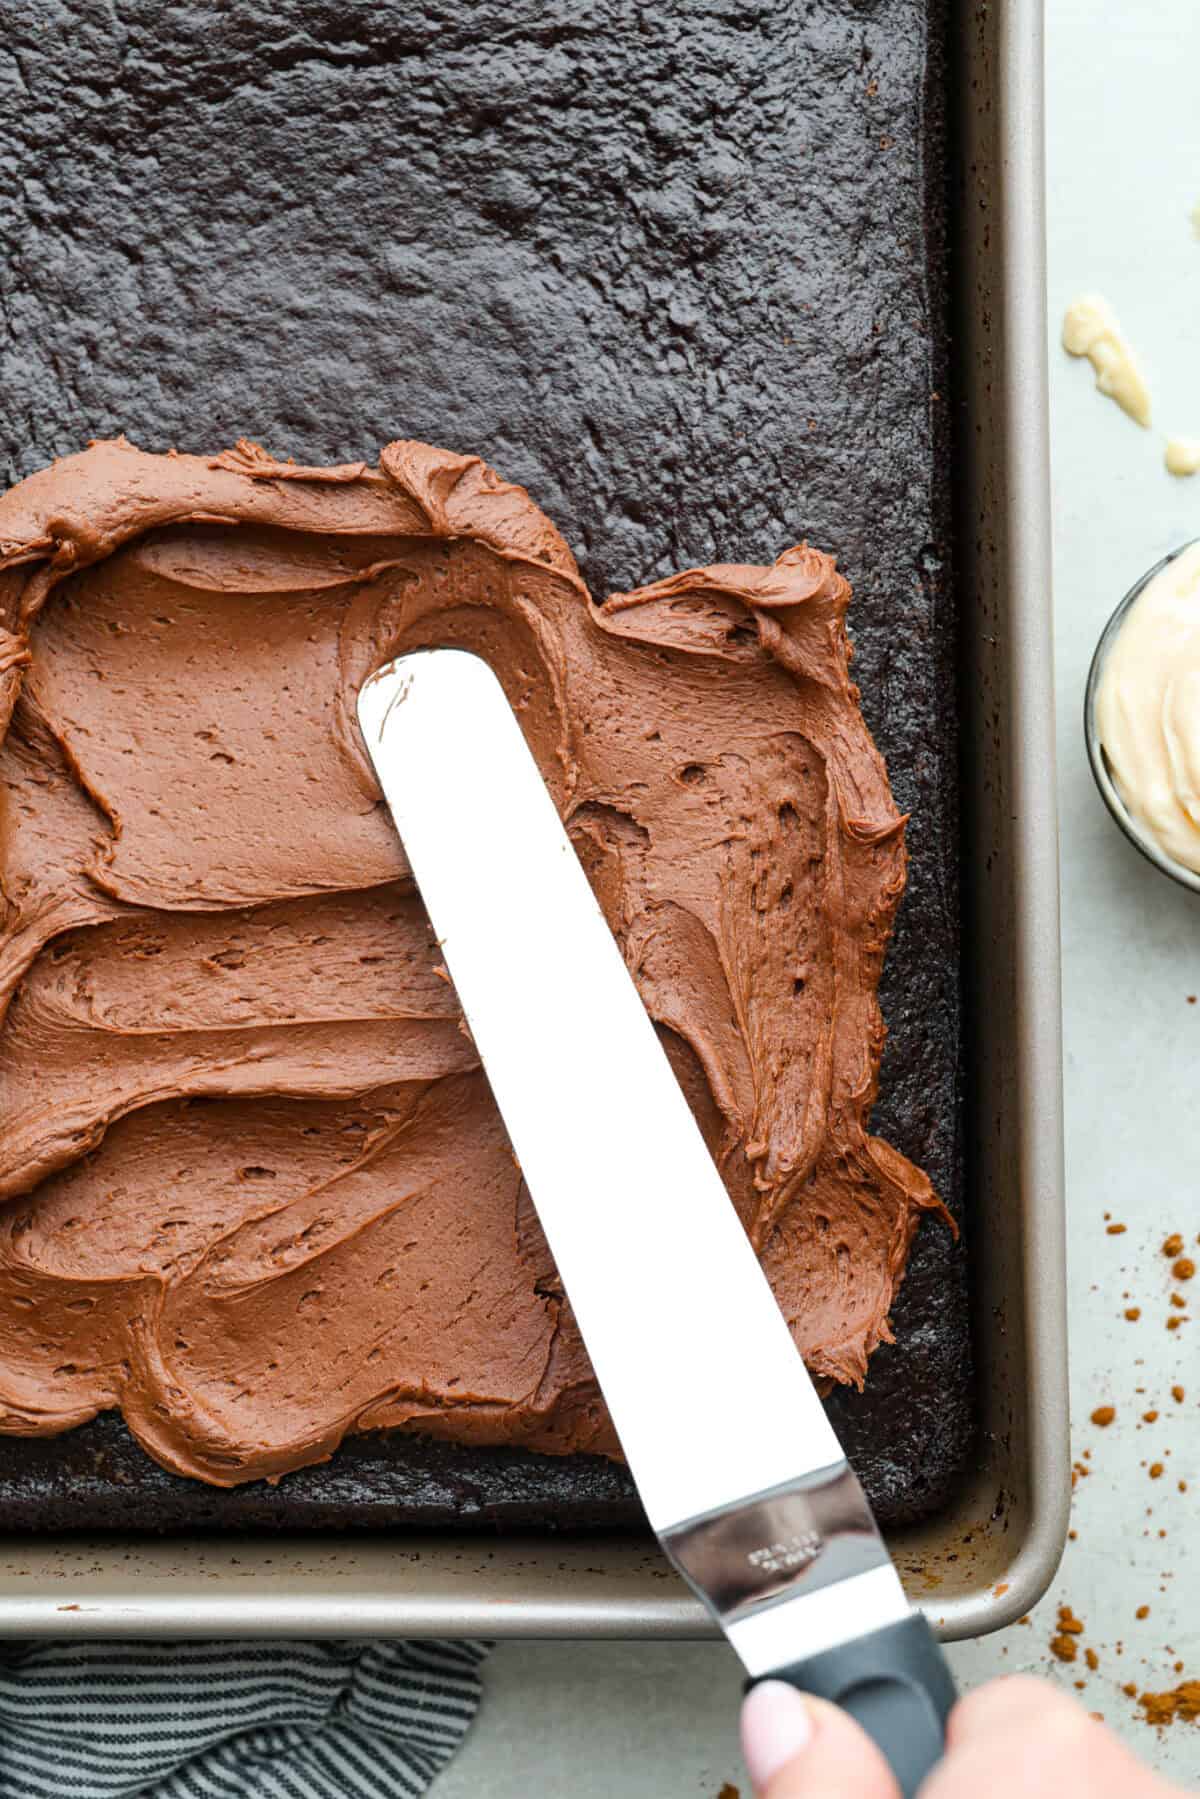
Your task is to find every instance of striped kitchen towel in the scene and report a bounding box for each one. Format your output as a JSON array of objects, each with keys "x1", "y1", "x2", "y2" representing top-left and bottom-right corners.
[{"x1": 0, "y1": 1638, "x2": 489, "y2": 1797}]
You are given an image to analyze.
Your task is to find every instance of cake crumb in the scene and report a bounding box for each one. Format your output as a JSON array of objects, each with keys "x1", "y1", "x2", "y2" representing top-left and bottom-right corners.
[
  {"x1": 1085, "y1": 1647, "x2": 1099, "y2": 1671},
  {"x1": 1049, "y1": 1605, "x2": 1085, "y2": 1664},
  {"x1": 1174, "y1": 1259, "x2": 1195, "y2": 1281},
  {"x1": 1106, "y1": 1223, "x2": 1127, "y2": 1235},
  {"x1": 1143, "y1": 1410, "x2": 1159, "y2": 1423},
  {"x1": 1172, "y1": 1385, "x2": 1186, "y2": 1402},
  {"x1": 1124, "y1": 1681, "x2": 1139, "y2": 1697},
  {"x1": 1137, "y1": 1605, "x2": 1151, "y2": 1619},
  {"x1": 1125, "y1": 1307, "x2": 1142, "y2": 1321},
  {"x1": 1150, "y1": 1464, "x2": 1165, "y2": 1479},
  {"x1": 1091, "y1": 1405, "x2": 1116, "y2": 1427},
  {"x1": 717, "y1": 1786, "x2": 740, "y2": 1799},
  {"x1": 1164, "y1": 1235, "x2": 1185, "y2": 1257},
  {"x1": 1167, "y1": 1316, "x2": 1183, "y2": 1331},
  {"x1": 1138, "y1": 1682, "x2": 1200, "y2": 1727}
]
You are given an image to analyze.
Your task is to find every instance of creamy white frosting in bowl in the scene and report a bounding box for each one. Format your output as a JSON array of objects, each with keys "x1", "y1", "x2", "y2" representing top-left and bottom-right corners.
[{"x1": 1088, "y1": 539, "x2": 1200, "y2": 891}]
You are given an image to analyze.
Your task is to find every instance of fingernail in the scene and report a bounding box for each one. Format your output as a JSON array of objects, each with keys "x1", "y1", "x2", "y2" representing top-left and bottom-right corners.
[{"x1": 740, "y1": 1680, "x2": 814, "y2": 1791}]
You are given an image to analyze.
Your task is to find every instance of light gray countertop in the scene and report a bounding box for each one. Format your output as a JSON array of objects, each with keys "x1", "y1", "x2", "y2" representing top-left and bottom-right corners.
[{"x1": 432, "y1": 5, "x2": 1200, "y2": 1789}]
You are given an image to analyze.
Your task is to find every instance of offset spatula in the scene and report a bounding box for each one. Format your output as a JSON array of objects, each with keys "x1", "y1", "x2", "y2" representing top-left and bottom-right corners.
[{"x1": 358, "y1": 650, "x2": 955, "y2": 1797}]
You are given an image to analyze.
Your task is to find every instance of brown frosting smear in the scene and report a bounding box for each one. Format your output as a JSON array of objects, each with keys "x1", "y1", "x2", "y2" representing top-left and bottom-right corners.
[{"x1": 0, "y1": 436, "x2": 945, "y2": 1487}]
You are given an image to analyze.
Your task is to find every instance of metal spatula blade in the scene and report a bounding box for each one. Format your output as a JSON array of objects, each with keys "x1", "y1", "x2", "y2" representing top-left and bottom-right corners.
[{"x1": 358, "y1": 649, "x2": 954, "y2": 1796}]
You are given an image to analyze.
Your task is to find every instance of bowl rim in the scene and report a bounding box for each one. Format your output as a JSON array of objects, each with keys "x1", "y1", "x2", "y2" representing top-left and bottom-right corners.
[{"x1": 1084, "y1": 537, "x2": 1200, "y2": 895}]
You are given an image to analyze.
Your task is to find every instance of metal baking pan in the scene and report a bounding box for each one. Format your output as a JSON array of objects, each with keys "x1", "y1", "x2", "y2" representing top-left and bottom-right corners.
[{"x1": 0, "y1": 0, "x2": 1066, "y2": 1638}]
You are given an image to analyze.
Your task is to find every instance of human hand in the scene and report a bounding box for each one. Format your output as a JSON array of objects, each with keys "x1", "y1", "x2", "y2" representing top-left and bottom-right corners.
[{"x1": 740, "y1": 1673, "x2": 1190, "y2": 1797}]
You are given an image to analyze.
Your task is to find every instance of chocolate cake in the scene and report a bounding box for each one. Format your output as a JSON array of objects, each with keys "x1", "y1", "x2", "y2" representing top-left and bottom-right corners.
[{"x1": 0, "y1": 0, "x2": 969, "y2": 1530}]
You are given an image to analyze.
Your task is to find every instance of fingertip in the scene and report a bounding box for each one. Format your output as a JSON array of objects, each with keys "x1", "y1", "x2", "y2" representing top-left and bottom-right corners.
[
  {"x1": 740, "y1": 1681, "x2": 814, "y2": 1791},
  {"x1": 740, "y1": 1686, "x2": 901, "y2": 1798}
]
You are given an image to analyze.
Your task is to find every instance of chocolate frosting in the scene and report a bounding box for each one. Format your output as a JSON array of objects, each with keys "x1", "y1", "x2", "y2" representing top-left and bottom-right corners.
[{"x1": 0, "y1": 437, "x2": 944, "y2": 1487}]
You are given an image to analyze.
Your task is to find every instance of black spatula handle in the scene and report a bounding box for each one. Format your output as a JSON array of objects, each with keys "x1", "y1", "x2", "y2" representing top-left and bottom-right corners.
[{"x1": 747, "y1": 1612, "x2": 955, "y2": 1798}]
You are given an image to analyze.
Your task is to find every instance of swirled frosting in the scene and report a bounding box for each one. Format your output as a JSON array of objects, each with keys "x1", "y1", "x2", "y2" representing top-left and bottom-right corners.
[{"x1": 0, "y1": 437, "x2": 943, "y2": 1487}]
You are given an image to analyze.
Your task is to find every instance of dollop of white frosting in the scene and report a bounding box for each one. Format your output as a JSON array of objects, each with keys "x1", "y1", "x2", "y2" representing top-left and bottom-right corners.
[
  {"x1": 1097, "y1": 541, "x2": 1200, "y2": 873},
  {"x1": 1165, "y1": 437, "x2": 1200, "y2": 477},
  {"x1": 1062, "y1": 295, "x2": 1151, "y2": 428}
]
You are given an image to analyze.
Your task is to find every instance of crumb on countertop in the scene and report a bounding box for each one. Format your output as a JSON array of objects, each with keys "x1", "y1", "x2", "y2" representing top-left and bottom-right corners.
[
  {"x1": 1138, "y1": 1682, "x2": 1200, "y2": 1727},
  {"x1": 1049, "y1": 1604, "x2": 1086, "y2": 1664}
]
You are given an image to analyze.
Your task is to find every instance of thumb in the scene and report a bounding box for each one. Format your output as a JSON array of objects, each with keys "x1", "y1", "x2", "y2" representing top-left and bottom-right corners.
[{"x1": 741, "y1": 1681, "x2": 902, "y2": 1799}]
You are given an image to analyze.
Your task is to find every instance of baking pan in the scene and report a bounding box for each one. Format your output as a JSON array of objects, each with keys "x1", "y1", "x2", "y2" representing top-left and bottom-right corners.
[{"x1": 0, "y1": 0, "x2": 1066, "y2": 1636}]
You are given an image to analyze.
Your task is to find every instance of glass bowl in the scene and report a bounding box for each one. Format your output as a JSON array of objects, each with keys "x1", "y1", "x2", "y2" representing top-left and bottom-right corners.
[{"x1": 1084, "y1": 539, "x2": 1200, "y2": 895}]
